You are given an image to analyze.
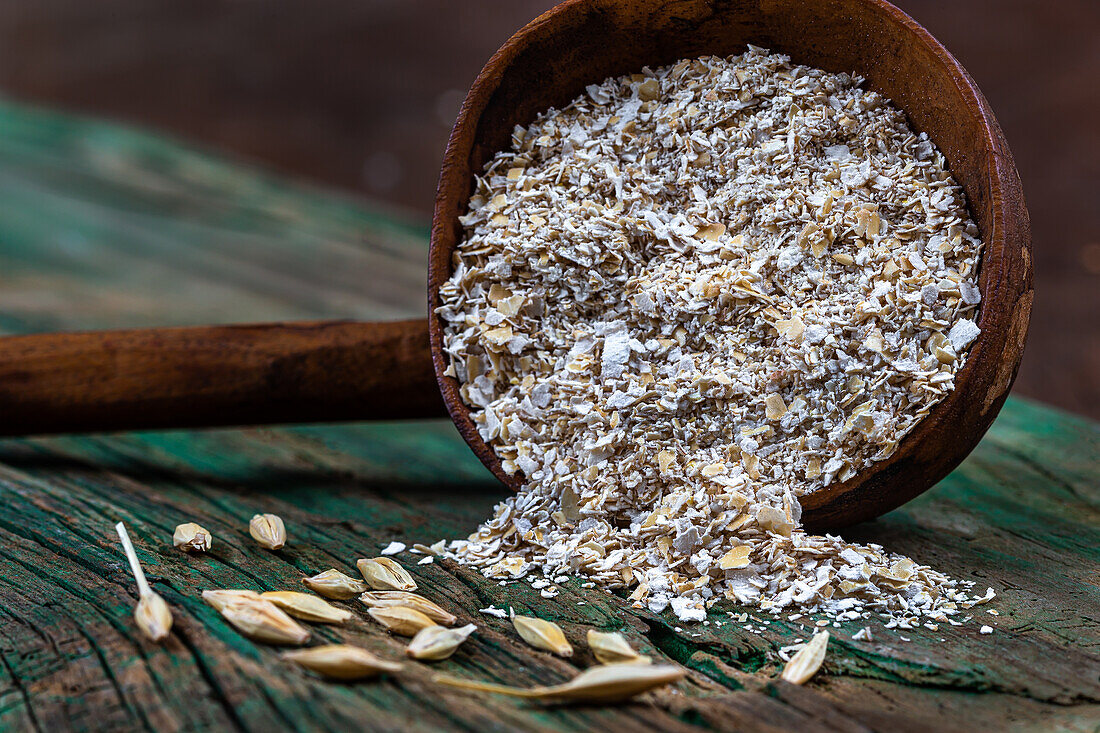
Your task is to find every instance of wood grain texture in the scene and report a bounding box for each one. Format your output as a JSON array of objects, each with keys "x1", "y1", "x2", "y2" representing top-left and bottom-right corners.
[
  {"x1": 428, "y1": 0, "x2": 1032, "y2": 529},
  {"x1": 0, "y1": 99, "x2": 1093, "y2": 731}
]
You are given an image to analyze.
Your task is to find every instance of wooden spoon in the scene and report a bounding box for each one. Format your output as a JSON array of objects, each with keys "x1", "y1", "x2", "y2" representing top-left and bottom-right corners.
[{"x1": 0, "y1": 0, "x2": 1030, "y2": 530}]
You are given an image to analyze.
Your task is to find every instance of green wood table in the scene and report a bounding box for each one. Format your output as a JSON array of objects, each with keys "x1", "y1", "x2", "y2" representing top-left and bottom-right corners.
[{"x1": 0, "y1": 100, "x2": 1095, "y2": 732}]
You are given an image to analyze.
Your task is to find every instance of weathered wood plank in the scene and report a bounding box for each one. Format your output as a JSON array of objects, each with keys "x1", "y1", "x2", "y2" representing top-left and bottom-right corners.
[
  {"x1": 0, "y1": 98, "x2": 1095, "y2": 731},
  {"x1": 0, "y1": 101, "x2": 429, "y2": 332}
]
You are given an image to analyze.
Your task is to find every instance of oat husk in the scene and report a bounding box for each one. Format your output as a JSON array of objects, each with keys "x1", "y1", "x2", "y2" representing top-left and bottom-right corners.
[
  {"x1": 261, "y1": 591, "x2": 353, "y2": 624},
  {"x1": 357, "y1": 557, "x2": 417, "y2": 591},
  {"x1": 208, "y1": 595, "x2": 310, "y2": 645},
  {"x1": 513, "y1": 615, "x2": 572, "y2": 656},
  {"x1": 780, "y1": 631, "x2": 829, "y2": 685},
  {"x1": 586, "y1": 630, "x2": 649, "y2": 665},
  {"x1": 135, "y1": 591, "x2": 173, "y2": 643},
  {"x1": 302, "y1": 569, "x2": 368, "y2": 600},
  {"x1": 173, "y1": 522, "x2": 212, "y2": 553},
  {"x1": 283, "y1": 644, "x2": 403, "y2": 680},
  {"x1": 359, "y1": 591, "x2": 457, "y2": 626},
  {"x1": 406, "y1": 624, "x2": 477, "y2": 661},
  {"x1": 367, "y1": 606, "x2": 437, "y2": 637},
  {"x1": 249, "y1": 513, "x2": 286, "y2": 550},
  {"x1": 115, "y1": 521, "x2": 173, "y2": 643},
  {"x1": 201, "y1": 589, "x2": 263, "y2": 612},
  {"x1": 434, "y1": 663, "x2": 685, "y2": 703}
]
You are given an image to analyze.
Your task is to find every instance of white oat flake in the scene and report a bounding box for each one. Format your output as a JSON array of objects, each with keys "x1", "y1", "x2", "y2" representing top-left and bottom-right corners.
[{"x1": 380, "y1": 541, "x2": 406, "y2": 556}]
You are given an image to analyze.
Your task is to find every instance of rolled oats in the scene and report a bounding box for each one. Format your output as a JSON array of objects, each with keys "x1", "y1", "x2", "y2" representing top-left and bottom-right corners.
[{"x1": 437, "y1": 48, "x2": 988, "y2": 627}]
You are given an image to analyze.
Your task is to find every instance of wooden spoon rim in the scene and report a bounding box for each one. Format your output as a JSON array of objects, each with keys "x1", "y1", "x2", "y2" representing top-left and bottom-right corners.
[{"x1": 428, "y1": 0, "x2": 1032, "y2": 529}]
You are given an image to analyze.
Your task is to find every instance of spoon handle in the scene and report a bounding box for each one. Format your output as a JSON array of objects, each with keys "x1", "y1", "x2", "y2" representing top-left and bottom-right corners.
[{"x1": 0, "y1": 319, "x2": 446, "y2": 435}]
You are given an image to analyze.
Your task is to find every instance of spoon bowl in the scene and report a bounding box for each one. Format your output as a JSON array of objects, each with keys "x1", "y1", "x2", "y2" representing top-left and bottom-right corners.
[{"x1": 428, "y1": 0, "x2": 1032, "y2": 529}]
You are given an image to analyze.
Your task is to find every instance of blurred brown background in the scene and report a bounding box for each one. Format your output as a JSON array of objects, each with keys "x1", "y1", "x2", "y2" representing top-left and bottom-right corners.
[{"x1": 0, "y1": 0, "x2": 1095, "y2": 418}]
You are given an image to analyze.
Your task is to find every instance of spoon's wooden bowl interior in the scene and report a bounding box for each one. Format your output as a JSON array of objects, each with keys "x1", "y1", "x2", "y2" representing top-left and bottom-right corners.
[{"x1": 428, "y1": 0, "x2": 1032, "y2": 529}]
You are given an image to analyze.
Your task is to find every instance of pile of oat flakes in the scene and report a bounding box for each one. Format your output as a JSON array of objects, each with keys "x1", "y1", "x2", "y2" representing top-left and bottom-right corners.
[{"x1": 435, "y1": 48, "x2": 994, "y2": 629}]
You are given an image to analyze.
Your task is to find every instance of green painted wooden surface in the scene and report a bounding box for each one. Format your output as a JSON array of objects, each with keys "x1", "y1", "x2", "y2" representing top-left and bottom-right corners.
[{"x1": 0, "y1": 99, "x2": 1095, "y2": 732}]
